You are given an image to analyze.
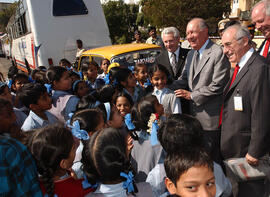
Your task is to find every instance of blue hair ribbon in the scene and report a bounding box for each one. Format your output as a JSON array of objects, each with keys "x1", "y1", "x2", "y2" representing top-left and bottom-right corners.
[
  {"x1": 124, "y1": 113, "x2": 135, "y2": 130},
  {"x1": 143, "y1": 78, "x2": 152, "y2": 88},
  {"x1": 82, "y1": 174, "x2": 99, "y2": 189},
  {"x1": 120, "y1": 171, "x2": 135, "y2": 194},
  {"x1": 44, "y1": 194, "x2": 58, "y2": 197},
  {"x1": 69, "y1": 120, "x2": 89, "y2": 140},
  {"x1": 72, "y1": 80, "x2": 82, "y2": 92},
  {"x1": 150, "y1": 120, "x2": 159, "y2": 146},
  {"x1": 93, "y1": 100, "x2": 101, "y2": 108},
  {"x1": 104, "y1": 73, "x2": 110, "y2": 85},
  {"x1": 44, "y1": 83, "x2": 52, "y2": 94},
  {"x1": 113, "y1": 79, "x2": 118, "y2": 87},
  {"x1": 104, "y1": 102, "x2": 111, "y2": 121}
]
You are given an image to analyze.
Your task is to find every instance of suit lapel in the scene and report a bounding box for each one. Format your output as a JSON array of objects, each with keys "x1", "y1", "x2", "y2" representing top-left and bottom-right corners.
[
  {"x1": 225, "y1": 52, "x2": 256, "y2": 96},
  {"x1": 193, "y1": 41, "x2": 212, "y2": 80},
  {"x1": 188, "y1": 50, "x2": 196, "y2": 89},
  {"x1": 258, "y1": 39, "x2": 266, "y2": 54},
  {"x1": 175, "y1": 47, "x2": 187, "y2": 76},
  {"x1": 163, "y1": 52, "x2": 174, "y2": 77}
]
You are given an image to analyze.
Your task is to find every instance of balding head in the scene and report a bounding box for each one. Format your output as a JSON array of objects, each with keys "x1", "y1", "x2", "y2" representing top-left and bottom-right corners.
[
  {"x1": 186, "y1": 18, "x2": 209, "y2": 50},
  {"x1": 252, "y1": 0, "x2": 270, "y2": 38}
]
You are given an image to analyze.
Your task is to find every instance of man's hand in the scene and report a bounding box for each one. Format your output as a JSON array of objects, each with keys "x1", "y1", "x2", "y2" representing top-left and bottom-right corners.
[
  {"x1": 174, "y1": 89, "x2": 191, "y2": 100},
  {"x1": 246, "y1": 153, "x2": 259, "y2": 166}
]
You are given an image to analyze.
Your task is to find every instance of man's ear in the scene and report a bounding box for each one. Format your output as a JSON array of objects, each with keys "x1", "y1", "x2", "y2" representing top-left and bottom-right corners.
[
  {"x1": 165, "y1": 177, "x2": 177, "y2": 195},
  {"x1": 107, "y1": 120, "x2": 113, "y2": 127}
]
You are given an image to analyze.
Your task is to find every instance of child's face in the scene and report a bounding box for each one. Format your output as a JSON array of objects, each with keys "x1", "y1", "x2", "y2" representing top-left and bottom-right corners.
[
  {"x1": 54, "y1": 71, "x2": 72, "y2": 91},
  {"x1": 135, "y1": 66, "x2": 148, "y2": 83},
  {"x1": 0, "y1": 86, "x2": 12, "y2": 103},
  {"x1": 125, "y1": 73, "x2": 137, "y2": 88},
  {"x1": 154, "y1": 99, "x2": 164, "y2": 116},
  {"x1": 101, "y1": 59, "x2": 110, "y2": 73},
  {"x1": 76, "y1": 82, "x2": 89, "y2": 98},
  {"x1": 166, "y1": 165, "x2": 216, "y2": 197},
  {"x1": 13, "y1": 78, "x2": 29, "y2": 92},
  {"x1": 151, "y1": 70, "x2": 167, "y2": 90},
  {"x1": 108, "y1": 106, "x2": 123, "y2": 129},
  {"x1": 86, "y1": 65, "x2": 98, "y2": 81},
  {"x1": 116, "y1": 96, "x2": 131, "y2": 117},
  {"x1": 35, "y1": 92, "x2": 52, "y2": 111}
]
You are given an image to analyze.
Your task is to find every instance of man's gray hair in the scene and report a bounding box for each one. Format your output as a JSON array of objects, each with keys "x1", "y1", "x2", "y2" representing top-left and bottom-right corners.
[
  {"x1": 252, "y1": 0, "x2": 270, "y2": 16},
  {"x1": 161, "y1": 27, "x2": 180, "y2": 39},
  {"x1": 225, "y1": 24, "x2": 252, "y2": 45}
]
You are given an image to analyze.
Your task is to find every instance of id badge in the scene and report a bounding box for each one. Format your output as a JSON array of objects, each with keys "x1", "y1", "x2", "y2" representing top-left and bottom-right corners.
[{"x1": 234, "y1": 96, "x2": 243, "y2": 111}]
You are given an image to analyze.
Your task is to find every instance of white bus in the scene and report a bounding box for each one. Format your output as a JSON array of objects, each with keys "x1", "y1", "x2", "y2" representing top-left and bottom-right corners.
[{"x1": 6, "y1": 0, "x2": 111, "y2": 72}]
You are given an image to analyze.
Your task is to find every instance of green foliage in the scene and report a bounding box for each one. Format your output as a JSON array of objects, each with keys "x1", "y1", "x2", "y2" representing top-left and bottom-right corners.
[
  {"x1": 141, "y1": 0, "x2": 231, "y2": 36},
  {"x1": 0, "y1": 2, "x2": 18, "y2": 32},
  {"x1": 102, "y1": 0, "x2": 139, "y2": 44}
]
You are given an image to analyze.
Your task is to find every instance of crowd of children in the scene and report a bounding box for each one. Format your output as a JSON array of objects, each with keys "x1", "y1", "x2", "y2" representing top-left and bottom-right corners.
[{"x1": 0, "y1": 59, "x2": 232, "y2": 197}]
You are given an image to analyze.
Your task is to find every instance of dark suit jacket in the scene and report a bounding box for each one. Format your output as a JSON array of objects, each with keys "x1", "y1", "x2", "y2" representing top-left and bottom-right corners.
[
  {"x1": 221, "y1": 51, "x2": 270, "y2": 160},
  {"x1": 156, "y1": 47, "x2": 190, "y2": 80},
  {"x1": 258, "y1": 39, "x2": 270, "y2": 63}
]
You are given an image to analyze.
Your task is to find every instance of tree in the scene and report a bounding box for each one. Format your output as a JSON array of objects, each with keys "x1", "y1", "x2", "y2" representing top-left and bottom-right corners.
[
  {"x1": 141, "y1": 0, "x2": 231, "y2": 36},
  {"x1": 0, "y1": 2, "x2": 18, "y2": 32},
  {"x1": 102, "y1": 0, "x2": 139, "y2": 44}
]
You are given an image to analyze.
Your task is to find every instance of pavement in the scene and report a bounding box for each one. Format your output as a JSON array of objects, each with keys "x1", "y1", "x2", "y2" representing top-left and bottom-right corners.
[{"x1": 0, "y1": 57, "x2": 12, "y2": 79}]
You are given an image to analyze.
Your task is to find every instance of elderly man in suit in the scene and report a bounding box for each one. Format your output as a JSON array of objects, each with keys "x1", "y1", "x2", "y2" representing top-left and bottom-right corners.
[
  {"x1": 221, "y1": 24, "x2": 270, "y2": 197},
  {"x1": 172, "y1": 18, "x2": 230, "y2": 164},
  {"x1": 251, "y1": 0, "x2": 270, "y2": 62},
  {"x1": 156, "y1": 27, "x2": 190, "y2": 80}
]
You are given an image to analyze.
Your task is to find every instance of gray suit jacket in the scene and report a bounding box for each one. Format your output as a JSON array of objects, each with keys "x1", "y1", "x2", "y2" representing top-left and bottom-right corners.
[{"x1": 172, "y1": 40, "x2": 230, "y2": 130}]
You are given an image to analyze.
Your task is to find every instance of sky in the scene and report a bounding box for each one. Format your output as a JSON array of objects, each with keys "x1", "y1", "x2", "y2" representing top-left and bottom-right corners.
[{"x1": 0, "y1": 0, "x2": 17, "y2": 3}]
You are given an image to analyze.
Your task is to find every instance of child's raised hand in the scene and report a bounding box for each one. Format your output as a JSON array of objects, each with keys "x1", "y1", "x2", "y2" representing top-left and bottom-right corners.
[{"x1": 126, "y1": 135, "x2": 134, "y2": 156}]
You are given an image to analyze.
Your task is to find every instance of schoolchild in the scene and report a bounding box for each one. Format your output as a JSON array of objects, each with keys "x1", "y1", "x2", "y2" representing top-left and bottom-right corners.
[
  {"x1": 149, "y1": 64, "x2": 182, "y2": 115},
  {"x1": 82, "y1": 127, "x2": 153, "y2": 197},
  {"x1": 69, "y1": 71, "x2": 82, "y2": 84},
  {"x1": 97, "y1": 84, "x2": 118, "y2": 103},
  {"x1": 70, "y1": 108, "x2": 105, "y2": 178},
  {"x1": 165, "y1": 148, "x2": 216, "y2": 197},
  {"x1": 97, "y1": 58, "x2": 110, "y2": 80},
  {"x1": 146, "y1": 114, "x2": 232, "y2": 197},
  {"x1": 0, "y1": 82, "x2": 27, "y2": 127},
  {"x1": 72, "y1": 80, "x2": 90, "y2": 98},
  {"x1": 18, "y1": 83, "x2": 58, "y2": 131},
  {"x1": 46, "y1": 66, "x2": 79, "y2": 122},
  {"x1": 113, "y1": 68, "x2": 144, "y2": 103},
  {"x1": 131, "y1": 94, "x2": 165, "y2": 182},
  {"x1": 59, "y1": 58, "x2": 73, "y2": 71},
  {"x1": 81, "y1": 61, "x2": 105, "y2": 90},
  {"x1": 27, "y1": 124, "x2": 93, "y2": 197},
  {"x1": 97, "y1": 102, "x2": 123, "y2": 129},
  {"x1": 115, "y1": 92, "x2": 134, "y2": 117},
  {"x1": 134, "y1": 63, "x2": 151, "y2": 91},
  {"x1": 0, "y1": 98, "x2": 42, "y2": 197}
]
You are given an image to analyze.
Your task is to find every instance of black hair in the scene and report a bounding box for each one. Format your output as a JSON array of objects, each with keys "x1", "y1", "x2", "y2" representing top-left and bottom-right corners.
[
  {"x1": 113, "y1": 68, "x2": 132, "y2": 91},
  {"x1": 76, "y1": 93, "x2": 99, "y2": 111},
  {"x1": 158, "y1": 114, "x2": 204, "y2": 153},
  {"x1": 114, "y1": 91, "x2": 134, "y2": 107},
  {"x1": 81, "y1": 61, "x2": 99, "y2": 73},
  {"x1": 71, "y1": 108, "x2": 103, "y2": 134},
  {"x1": 17, "y1": 83, "x2": 47, "y2": 108},
  {"x1": 108, "y1": 67, "x2": 121, "y2": 85},
  {"x1": 12, "y1": 73, "x2": 29, "y2": 85},
  {"x1": 97, "y1": 85, "x2": 116, "y2": 103},
  {"x1": 134, "y1": 63, "x2": 147, "y2": 73},
  {"x1": 0, "y1": 98, "x2": 12, "y2": 115},
  {"x1": 59, "y1": 58, "x2": 71, "y2": 66},
  {"x1": 97, "y1": 102, "x2": 116, "y2": 122},
  {"x1": 148, "y1": 26, "x2": 156, "y2": 33},
  {"x1": 0, "y1": 83, "x2": 8, "y2": 94},
  {"x1": 46, "y1": 66, "x2": 67, "y2": 85},
  {"x1": 72, "y1": 80, "x2": 84, "y2": 93},
  {"x1": 27, "y1": 124, "x2": 74, "y2": 197},
  {"x1": 164, "y1": 147, "x2": 214, "y2": 185},
  {"x1": 76, "y1": 39, "x2": 83, "y2": 45},
  {"x1": 148, "y1": 64, "x2": 172, "y2": 85},
  {"x1": 131, "y1": 94, "x2": 157, "y2": 130},
  {"x1": 32, "y1": 70, "x2": 48, "y2": 84},
  {"x1": 7, "y1": 65, "x2": 18, "y2": 79},
  {"x1": 81, "y1": 127, "x2": 138, "y2": 195}
]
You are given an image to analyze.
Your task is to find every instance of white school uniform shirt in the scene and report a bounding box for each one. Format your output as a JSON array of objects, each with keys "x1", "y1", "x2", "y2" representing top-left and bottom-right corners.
[
  {"x1": 152, "y1": 87, "x2": 182, "y2": 115},
  {"x1": 21, "y1": 110, "x2": 58, "y2": 131},
  {"x1": 85, "y1": 182, "x2": 153, "y2": 197}
]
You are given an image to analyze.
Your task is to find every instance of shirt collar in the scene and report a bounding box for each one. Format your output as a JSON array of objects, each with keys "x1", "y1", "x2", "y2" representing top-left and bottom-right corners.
[
  {"x1": 94, "y1": 182, "x2": 126, "y2": 197},
  {"x1": 168, "y1": 47, "x2": 180, "y2": 59},
  {"x1": 238, "y1": 47, "x2": 254, "y2": 72},
  {"x1": 29, "y1": 110, "x2": 47, "y2": 126},
  {"x1": 198, "y1": 39, "x2": 209, "y2": 57},
  {"x1": 153, "y1": 87, "x2": 168, "y2": 95}
]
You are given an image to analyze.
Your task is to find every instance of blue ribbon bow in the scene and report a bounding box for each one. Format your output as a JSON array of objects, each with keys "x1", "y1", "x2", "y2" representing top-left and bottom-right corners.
[
  {"x1": 82, "y1": 174, "x2": 99, "y2": 189},
  {"x1": 44, "y1": 83, "x2": 52, "y2": 94},
  {"x1": 104, "y1": 73, "x2": 110, "y2": 85},
  {"x1": 67, "y1": 119, "x2": 89, "y2": 140},
  {"x1": 120, "y1": 171, "x2": 135, "y2": 194},
  {"x1": 150, "y1": 120, "x2": 159, "y2": 146},
  {"x1": 143, "y1": 78, "x2": 152, "y2": 88},
  {"x1": 125, "y1": 113, "x2": 135, "y2": 130}
]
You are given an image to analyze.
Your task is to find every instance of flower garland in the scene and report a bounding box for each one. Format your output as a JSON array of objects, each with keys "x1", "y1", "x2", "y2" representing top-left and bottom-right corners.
[{"x1": 147, "y1": 113, "x2": 160, "y2": 134}]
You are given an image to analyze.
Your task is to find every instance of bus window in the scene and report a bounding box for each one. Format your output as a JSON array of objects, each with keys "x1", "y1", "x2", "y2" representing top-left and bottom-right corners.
[{"x1": 53, "y1": 0, "x2": 88, "y2": 16}]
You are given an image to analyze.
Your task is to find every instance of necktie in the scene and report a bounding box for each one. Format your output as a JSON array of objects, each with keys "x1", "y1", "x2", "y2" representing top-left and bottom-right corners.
[
  {"x1": 171, "y1": 52, "x2": 177, "y2": 75},
  {"x1": 219, "y1": 64, "x2": 240, "y2": 126},
  {"x1": 193, "y1": 50, "x2": 200, "y2": 74},
  {"x1": 263, "y1": 39, "x2": 270, "y2": 58}
]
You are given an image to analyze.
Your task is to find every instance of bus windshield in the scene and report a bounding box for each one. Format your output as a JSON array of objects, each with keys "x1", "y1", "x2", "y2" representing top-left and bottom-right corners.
[{"x1": 53, "y1": 0, "x2": 88, "y2": 16}]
